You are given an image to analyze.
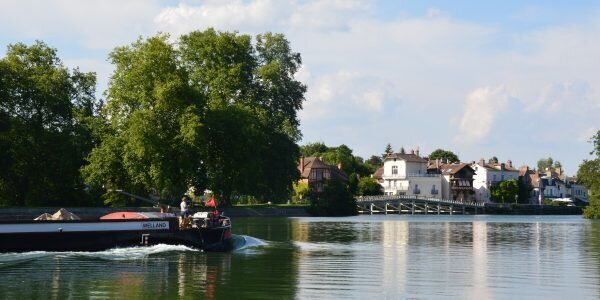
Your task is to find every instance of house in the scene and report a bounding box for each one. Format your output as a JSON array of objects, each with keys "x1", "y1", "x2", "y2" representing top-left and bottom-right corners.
[
  {"x1": 298, "y1": 156, "x2": 348, "y2": 192},
  {"x1": 379, "y1": 149, "x2": 442, "y2": 198},
  {"x1": 471, "y1": 159, "x2": 520, "y2": 203},
  {"x1": 428, "y1": 160, "x2": 475, "y2": 202}
]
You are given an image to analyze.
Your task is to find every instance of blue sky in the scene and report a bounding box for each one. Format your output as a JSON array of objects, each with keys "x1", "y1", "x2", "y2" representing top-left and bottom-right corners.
[{"x1": 1, "y1": 0, "x2": 599, "y2": 175}]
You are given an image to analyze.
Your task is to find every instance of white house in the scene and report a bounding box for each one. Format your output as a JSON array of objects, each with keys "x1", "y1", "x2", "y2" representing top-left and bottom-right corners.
[
  {"x1": 471, "y1": 159, "x2": 520, "y2": 203},
  {"x1": 380, "y1": 151, "x2": 442, "y2": 198}
]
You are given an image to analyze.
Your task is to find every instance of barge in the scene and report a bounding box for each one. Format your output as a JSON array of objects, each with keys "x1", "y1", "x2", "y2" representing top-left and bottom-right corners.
[{"x1": 0, "y1": 211, "x2": 232, "y2": 252}]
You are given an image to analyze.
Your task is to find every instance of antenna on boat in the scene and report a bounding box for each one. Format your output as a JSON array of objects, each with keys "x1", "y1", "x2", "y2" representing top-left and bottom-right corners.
[{"x1": 106, "y1": 189, "x2": 160, "y2": 206}]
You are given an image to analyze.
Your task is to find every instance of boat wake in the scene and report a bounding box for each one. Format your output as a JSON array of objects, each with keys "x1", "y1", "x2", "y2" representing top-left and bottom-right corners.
[
  {"x1": 0, "y1": 244, "x2": 199, "y2": 265},
  {"x1": 231, "y1": 235, "x2": 268, "y2": 252}
]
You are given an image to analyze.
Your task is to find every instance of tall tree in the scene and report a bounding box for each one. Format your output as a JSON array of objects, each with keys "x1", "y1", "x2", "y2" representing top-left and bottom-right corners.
[
  {"x1": 82, "y1": 35, "x2": 206, "y2": 204},
  {"x1": 180, "y1": 29, "x2": 304, "y2": 205},
  {"x1": 429, "y1": 149, "x2": 459, "y2": 163},
  {"x1": 300, "y1": 142, "x2": 328, "y2": 157},
  {"x1": 0, "y1": 41, "x2": 99, "y2": 206},
  {"x1": 537, "y1": 157, "x2": 554, "y2": 172},
  {"x1": 382, "y1": 143, "x2": 393, "y2": 159},
  {"x1": 581, "y1": 131, "x2": 600, "y2": 218}
]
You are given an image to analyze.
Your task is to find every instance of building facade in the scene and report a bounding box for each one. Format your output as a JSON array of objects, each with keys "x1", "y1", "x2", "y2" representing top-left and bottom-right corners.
[
  {"x1": 471, "y1": 159, "x2": 520, "y2": 203},
  {"x1": 298, "y1": 156, "x2": 348, "y2": 193},
  {"x1": 380, "y1": 152, "x2": 442, "y2": 198}
]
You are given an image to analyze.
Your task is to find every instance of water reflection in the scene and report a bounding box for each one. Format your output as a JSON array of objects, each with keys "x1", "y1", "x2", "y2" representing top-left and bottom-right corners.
[{"x1": 0, "y1": 216, "x2": 599, "y2": 299}]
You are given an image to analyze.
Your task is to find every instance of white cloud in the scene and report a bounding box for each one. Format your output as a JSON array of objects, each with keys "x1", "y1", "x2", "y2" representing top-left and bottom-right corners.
[
  {"x1": 0, "y1": 0, "x2": 162, "y2": 50},
  {"x1": 354, "y1": 89, "x2": 384, "y2": 112},
  {"x1": 456, "y1": 86, "x2": 510, "y2": 145}
]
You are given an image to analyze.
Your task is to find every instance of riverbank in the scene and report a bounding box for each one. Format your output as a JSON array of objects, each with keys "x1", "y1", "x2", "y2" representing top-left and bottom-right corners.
[
  {"x1": 0, "y1": 206, "x2": 310, "y2": 221},
  {"x1": 0, "y1": 204, "x2": 581, "y2": 220}
]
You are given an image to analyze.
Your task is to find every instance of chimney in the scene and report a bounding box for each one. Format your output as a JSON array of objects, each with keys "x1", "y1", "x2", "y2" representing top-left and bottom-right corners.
[
  {"x1": 416, "y1": 146, "x2": 420, "y2": 157},
  {"x1": 479, "y1": 158, "x2": 485, "y2": 166},
  {"x1": 300, "y1": 156, "x2": 305, "y2": 174},
  {"x1": 500, "y1": 163, "x2": 505, "y2": 170},
  {"x1": 411, "y1": 149, "x2": 415, "y2": 155},
  {"x1": 507, "y1": 160, "x2": 512, "y2": 169},
  {"x1": 436, "y1": 158, "x2": 440, "y2": 168}
]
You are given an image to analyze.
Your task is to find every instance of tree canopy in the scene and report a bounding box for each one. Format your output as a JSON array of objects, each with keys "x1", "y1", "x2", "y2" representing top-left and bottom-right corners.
[
  {"x1": 490, "y1": 179, "x2": 519, "y2": 203},
  {"x1": 0, "y1": 41, "x2": 100, "y2": 206},
  {"x1": 581, "y1": 131, "x2": 600, "y2": 218},
  {"x1": 429, "y1": 149, "x2": 459, "y2": 163},
  {"x1": 537, "y1": 157, "x2": 561, "y2": 172},
  {"x1": 82, "y1": 29, "x2": 306, "y2": 206}
]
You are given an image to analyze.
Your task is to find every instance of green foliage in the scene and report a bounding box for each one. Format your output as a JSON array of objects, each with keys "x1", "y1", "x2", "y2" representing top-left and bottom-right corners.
[
  {"x1": 300, "y1": 142, "x2": 375, "y2": 177},
  {"x1": 292, "y1": 182, "x2": 310, "y2": 203},
  {"x1": 308, "y1": 179, "x2": 357, "y2": 216},
  {"x1": 0, "y1": 41, "x2": 100, "y2": 207},
  {"x1": 581, "y1": 131, "x2": 600, "y2": 218},
  {"x1": 383, "y1": 143, "x2": 393, "y2": 159},
  {"x1": 517, "y1": 176, "x2": 533, "y2": 204},
  {"x1": 489, "y1": 156, "x2": 499, "y2": 164},
  {"x1": 356, "y1": 177, "x2": 383, "y2": 196},
  {"x1": 537, "y1": 157, "x2": 560, "y2": 172},
  {"x1": 490, "y1": 179, "x2": 519, "y2": 203},
  {"x1": 429, "y1": 149, "x2": 459, "y2": 163},
  {"x1": 83, "y1": 29, "x2": 305, "y2": 207},
  {"x1": 300, "y1": 142, "x2": 328, "y2": 157},
  {"x1": 82, "y1": 35, "x2": 204, "y2": 203},
  {"x1": 365, "y1": 155, "x2": 383, "y2": 169}
]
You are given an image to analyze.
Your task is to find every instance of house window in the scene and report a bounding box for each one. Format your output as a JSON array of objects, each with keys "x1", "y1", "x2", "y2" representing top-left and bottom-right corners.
[
  {"x1": 414, "y1": 184, "x2": 420, "y2": 194},
  {"x1": 493, "y1": 174, "x2": 497, "y2": 181},
  {"x1": 431, "y1": 185, "x2": 438, "y2": 195},
  {"x1": 501, "y1": 174, "x2": 504, "y2": 181},
  {"x1": 392, "y1": 166, "x2": 398, "y2": 175}
]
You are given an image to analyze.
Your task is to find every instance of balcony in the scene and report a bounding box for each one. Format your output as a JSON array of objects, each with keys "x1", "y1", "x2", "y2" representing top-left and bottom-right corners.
[{"x1": 451, "y1": 178, "x2": 473, "y2": 190}]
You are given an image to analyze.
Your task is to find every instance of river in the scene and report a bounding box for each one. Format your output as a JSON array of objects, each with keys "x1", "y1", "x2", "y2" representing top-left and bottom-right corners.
[{"x1": 0, "y1": 215, "x2": 598, "y2": 299}]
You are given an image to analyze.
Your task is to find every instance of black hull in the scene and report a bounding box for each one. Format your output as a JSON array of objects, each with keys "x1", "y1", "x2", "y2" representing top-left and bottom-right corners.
[{"x1": 0, "y1": 223, "x2": 232, "y2": 253}]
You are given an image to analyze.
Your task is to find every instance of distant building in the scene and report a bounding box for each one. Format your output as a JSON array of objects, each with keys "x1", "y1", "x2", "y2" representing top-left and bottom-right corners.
[
  {"x1": 471, "y1": 159, "x2": 520, "y2": 203},
  {"x1": 298, "y1": 156, "x2": 348, "y2": 193},
  {"x1": 428, "y1": 160, "x2": 475, "y2": 202},
  {"x1": 379, "y1": 149, "x2": 442, "y2": 198}
]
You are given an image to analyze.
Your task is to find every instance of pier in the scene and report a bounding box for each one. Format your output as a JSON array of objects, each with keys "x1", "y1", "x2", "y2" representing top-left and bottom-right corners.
[{"x1": 356, "y1": 195, "x2": 485, "y2": 215}]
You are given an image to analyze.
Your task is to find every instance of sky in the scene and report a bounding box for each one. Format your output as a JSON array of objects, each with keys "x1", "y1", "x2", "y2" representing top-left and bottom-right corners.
[{"x1": 1, "y1": 0, "x2": 599, "y2": 175}]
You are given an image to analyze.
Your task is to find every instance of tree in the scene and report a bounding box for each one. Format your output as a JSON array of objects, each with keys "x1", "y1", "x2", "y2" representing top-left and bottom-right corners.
[
  {"x1": 84, "y1": 30, "x2": 305, "y2": 207},
  {"x1": 82, "y1": 35, "x2": 205, "y2": 204},
  {"x1": 580, "y1": 131, "x2": 600, "y2": 218},
  {"x1": 308, "y1": 178, "x2": 356, "y2": 216},
  {"x1": 429, "y1": 149, "x2": 459, "y2": 163},
  {"x1": 490, "y1": 179, "x2": 519, "y2": 203},
  {"x1": 399, "y1": 147, "x2": 406, "y2": 154},
  {"x1": 489, "y1": 156, "x2": 499, "y2": 164},
  {"x1": 357, "y1": 177, "x2": 383, "y2": 196},
  {"x1": 180, "y1": 29, "x2": 304, "y2": 206},
  {"x1": 517, "y1": 177, "x2": 533, "y2": 204},
  {"x1": 0, "y1": 41, "x2": 100, "y2": 207},
  {"x1": 537, "y1": 157, "x2": 554, "y2": 172},
  {"x1": 382, "y1": 143, "x2": 393, "y2": 159},
  {"x1": 366, "y1": 155, "x2": 383, "y2": 167},
  {"x1": 300, "y1": 142, "x2": 328, "y2": 157}
]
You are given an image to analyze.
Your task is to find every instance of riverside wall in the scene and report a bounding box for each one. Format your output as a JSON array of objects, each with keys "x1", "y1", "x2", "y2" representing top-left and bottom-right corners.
[{"x1": 0, "y1": 206, "x2": 310, "y2": 221}]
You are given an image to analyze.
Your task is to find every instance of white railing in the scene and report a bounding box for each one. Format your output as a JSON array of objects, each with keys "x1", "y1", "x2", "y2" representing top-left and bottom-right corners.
[{"x1": 356, "y1": 195, "x2": 484, "y2": 207}]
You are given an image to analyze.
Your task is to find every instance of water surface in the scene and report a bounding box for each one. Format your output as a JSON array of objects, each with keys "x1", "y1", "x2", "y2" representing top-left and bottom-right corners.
[{"x1": 0, "y1": 215, "x2": 598, "y2": 299}]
